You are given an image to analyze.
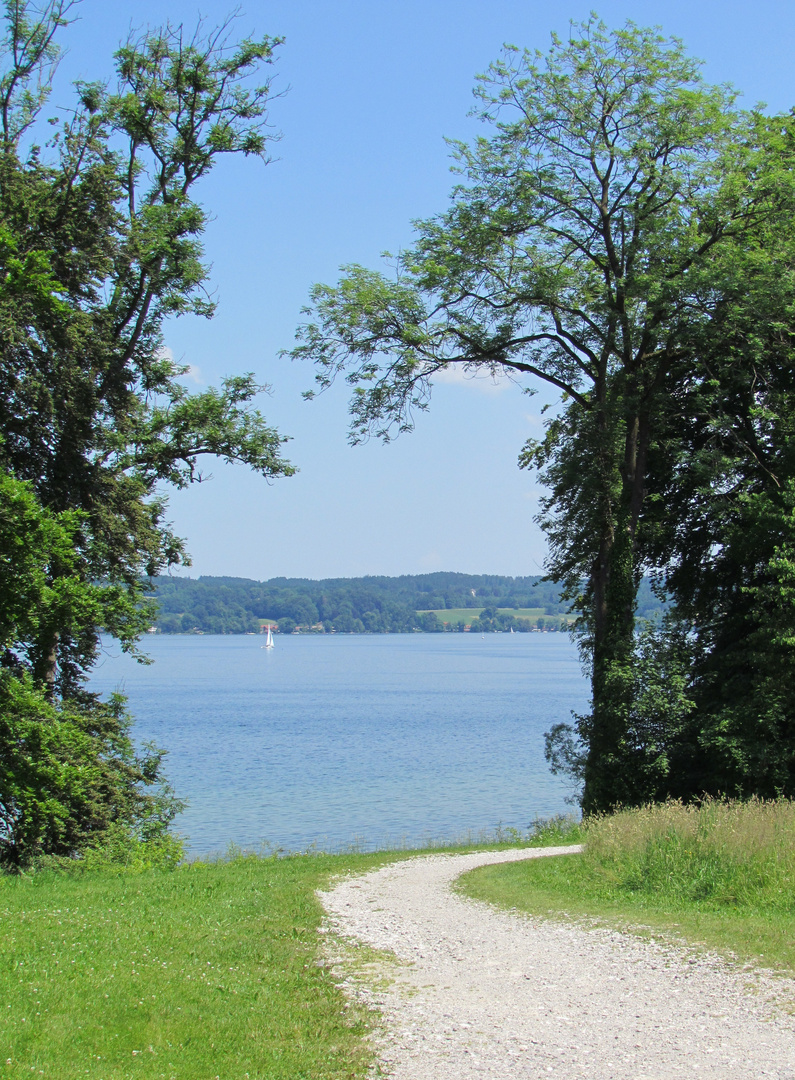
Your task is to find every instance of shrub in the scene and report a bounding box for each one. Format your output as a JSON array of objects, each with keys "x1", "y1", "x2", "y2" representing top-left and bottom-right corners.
[{"x1": 0, "y1": 671, "x2": 184, "y2": 870}]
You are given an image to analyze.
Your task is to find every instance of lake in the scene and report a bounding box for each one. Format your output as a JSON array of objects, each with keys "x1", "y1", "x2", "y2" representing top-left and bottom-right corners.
[{"x1": 89, "y1": 633, "x2": 589, "y2": 856}]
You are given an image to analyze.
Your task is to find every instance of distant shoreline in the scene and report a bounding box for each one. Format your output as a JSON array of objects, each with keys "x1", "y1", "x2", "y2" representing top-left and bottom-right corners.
[
  {"x1": 146, "y1": 623, "x2": 571, "y2": 637},
  {"x1": 148, "y1": 570, "x2": 667, "y2": 637}
]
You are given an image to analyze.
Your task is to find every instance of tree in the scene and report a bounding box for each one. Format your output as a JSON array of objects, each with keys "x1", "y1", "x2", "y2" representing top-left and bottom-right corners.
[
  {"x1": 0, "y1": 469, "x2": 137, "y2": 674},
  {"x1": 290, "y1": 18, "x2": 776, "y2": 812},
  {"x1": 0, "y1": 1, "x2": 294, "y2": 863},
  {"x1": 0, "y1": 1, "x2": 294, "y2": 700},
  {"x1": 0, "y1": 670, "x2": 184, "y2": 868}
]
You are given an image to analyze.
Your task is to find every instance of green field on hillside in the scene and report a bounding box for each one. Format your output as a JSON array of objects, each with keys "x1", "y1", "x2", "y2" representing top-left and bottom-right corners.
[{"x1": 417, "y1": 607, "x2": 573, "y2": 623}]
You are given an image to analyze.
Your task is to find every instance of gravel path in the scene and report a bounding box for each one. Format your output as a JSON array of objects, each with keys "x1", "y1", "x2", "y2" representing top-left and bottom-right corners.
[{"x1": 319, "y1": 845, "x2": 795, "y2": 1079}]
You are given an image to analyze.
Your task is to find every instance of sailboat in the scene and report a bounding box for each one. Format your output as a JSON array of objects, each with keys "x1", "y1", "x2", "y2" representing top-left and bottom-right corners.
[{"x1": 261, "y1": 624, "x2": 275, "y2": 649}]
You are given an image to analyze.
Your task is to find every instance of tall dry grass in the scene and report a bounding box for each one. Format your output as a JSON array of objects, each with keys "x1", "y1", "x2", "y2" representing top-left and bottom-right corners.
[{"x1": 583, "y1": 798, "x2": 795, "y2": 910}]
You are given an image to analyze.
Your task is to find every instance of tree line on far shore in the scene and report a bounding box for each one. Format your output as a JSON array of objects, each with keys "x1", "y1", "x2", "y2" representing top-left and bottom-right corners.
[{"x1": 149, "y1": 573, "x2": 664, "y2": 636}]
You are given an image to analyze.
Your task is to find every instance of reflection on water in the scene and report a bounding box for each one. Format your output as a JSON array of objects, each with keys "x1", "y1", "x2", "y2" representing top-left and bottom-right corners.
[{"x1": 90, "y1": 633, "x2": 588, "y2": 856}]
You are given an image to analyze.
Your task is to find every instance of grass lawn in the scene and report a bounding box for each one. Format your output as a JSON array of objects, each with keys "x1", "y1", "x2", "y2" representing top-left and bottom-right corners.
[
  {"x1": 458, "y1": 799, "x2": 795, "y2": 976},
  {"x1": 1, "y1": 851, "x2": 400, "y2": 1080}
]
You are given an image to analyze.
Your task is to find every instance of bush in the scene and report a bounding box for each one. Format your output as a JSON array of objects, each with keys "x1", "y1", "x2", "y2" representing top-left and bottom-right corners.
[{"x1": 0, "y1": 671, "x2": 184, "y2": 870}]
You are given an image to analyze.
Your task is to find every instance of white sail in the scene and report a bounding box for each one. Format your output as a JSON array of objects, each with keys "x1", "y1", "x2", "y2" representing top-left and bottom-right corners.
[{"x1": 262, "y1": 624, "x2": 275, "y2": 649}]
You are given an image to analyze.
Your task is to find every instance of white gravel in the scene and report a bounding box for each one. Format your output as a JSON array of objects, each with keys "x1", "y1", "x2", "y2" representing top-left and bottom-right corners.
[{"x1": 318, "y1": 845, "x2": 795, "y2": 1079}]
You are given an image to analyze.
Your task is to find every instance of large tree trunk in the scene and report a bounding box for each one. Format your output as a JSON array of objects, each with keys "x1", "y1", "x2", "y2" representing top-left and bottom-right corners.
[{"x1": 581, "y1": 405, "x2": 651, "y2": 814}]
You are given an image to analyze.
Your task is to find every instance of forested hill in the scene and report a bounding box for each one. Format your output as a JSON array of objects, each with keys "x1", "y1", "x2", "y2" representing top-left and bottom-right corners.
[{"x1": 149, "y1": 573, "x2": 663, "y2": 635}]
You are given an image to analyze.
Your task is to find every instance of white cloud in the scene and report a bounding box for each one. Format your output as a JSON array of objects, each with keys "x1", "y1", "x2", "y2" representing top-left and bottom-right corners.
[
  {"x1": 523, "y1": 412, "x2": 548, "y2": 434},
  {"x1": 157, "y1": 345, "x2": 203, "y2": 385},
  {"x1": 432, "y1": 366, "x2": 510, "y2": 395}
]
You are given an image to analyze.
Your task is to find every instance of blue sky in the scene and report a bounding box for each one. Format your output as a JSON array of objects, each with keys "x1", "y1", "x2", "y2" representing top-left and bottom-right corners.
[{"x1": 52, "y1": 1, "x2": 795, "y2": 580}]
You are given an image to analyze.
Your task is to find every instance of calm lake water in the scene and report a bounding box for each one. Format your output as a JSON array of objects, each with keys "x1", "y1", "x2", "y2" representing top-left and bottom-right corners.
[{"x1": 90, "y1": 633, "x2": 588, "y2": 856}]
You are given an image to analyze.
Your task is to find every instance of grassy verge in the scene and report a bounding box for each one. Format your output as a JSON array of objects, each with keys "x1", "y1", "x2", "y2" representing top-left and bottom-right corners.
[
  {"x1": 458, "y1": 798, "x2": 795, "y2": 975},
  {"x1": 1, "y1": 827, "x2": 568, "y2": 1080}
]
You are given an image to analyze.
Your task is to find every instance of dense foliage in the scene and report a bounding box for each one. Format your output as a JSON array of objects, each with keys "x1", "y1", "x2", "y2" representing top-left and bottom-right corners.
[
  {"x1": 0, "y1": 1, "x2": 291, "y2": 866},
  {"x1": 291, "y1": 17, "x2": 795, "y2": 812},
  {"x1": 149, "y1": 573, "x2": 664, "y2": 635},
  {"x1": 0, "y1": 469, "x2": 182, "y2": 866}
]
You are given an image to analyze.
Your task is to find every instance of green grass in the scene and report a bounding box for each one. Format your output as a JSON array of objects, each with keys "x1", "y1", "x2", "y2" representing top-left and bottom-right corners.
[
  {"x1": 0, "y1": 826, "x2": 569, "y2": 1080},
  {"x1": 0, "y1": 851, "x2": 399, "y2": 1080},
  {"x1": 458, "y1": 798, "x2": 795, "y2": 975}
]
